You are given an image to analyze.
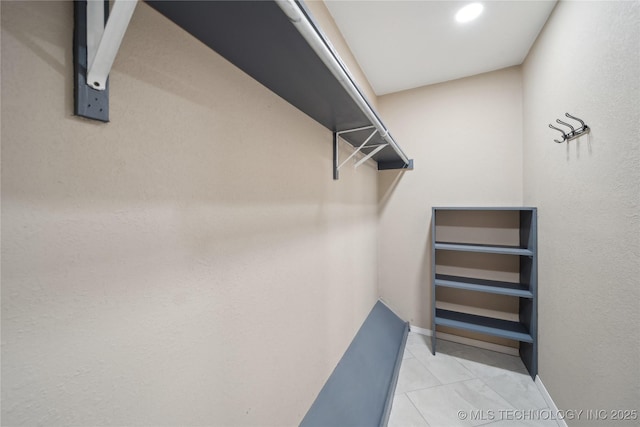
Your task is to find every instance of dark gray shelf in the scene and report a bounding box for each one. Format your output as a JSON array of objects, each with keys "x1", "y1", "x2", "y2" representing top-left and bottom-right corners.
[
  {"x1": 434, "y1": 242, "x2": 533, "y2": 256},
  {"x1": 435, "y1": 309, "x2": 533, "y2": 343},
  {"x1": 432, "y1": 207, "x2": 537, "y2": 211},
  {"x1": 146, "y1": 0, "x2": 411, "y2": 171},
  {"x1": 432, "y1": 207, "x2": 538, "y2": 379},
  {"x1": 300, "y1": 301, "x2": 408, "y2": 427},
  {"x1": 435, "y1": 274, "x2": 533, "y2": 298}
]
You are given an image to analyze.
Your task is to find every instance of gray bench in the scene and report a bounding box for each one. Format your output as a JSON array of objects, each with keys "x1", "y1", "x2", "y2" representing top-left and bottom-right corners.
[{"x1": 300, "y1": 301, "x2": 409, "y2": 427}]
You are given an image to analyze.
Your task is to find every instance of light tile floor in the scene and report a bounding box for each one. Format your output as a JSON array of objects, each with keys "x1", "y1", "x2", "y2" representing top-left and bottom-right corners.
[{"x1": 389, "y1": 333, "x2": 559, "y2": 427}]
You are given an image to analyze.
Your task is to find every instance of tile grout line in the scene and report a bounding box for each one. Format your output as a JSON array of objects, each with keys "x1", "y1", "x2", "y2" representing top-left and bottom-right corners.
[
  {"x1": 404, "y1": 377, "x2": 485, "y2": 396},
  {"x1": 395, "y1": 333, "x2": 555, "y2": 426},
  {"x1": 475, "y1": 376, "x2": 517, "y2": 415},
  {"x1": 479, "y1": 373, "x2": 549, "y2": 411},
  {"x1": 410, "y1": 354, "x2": 478, "y2": 385},
  {"x1": 404, "y1": 391, "x2": 433, "y2": 427}
]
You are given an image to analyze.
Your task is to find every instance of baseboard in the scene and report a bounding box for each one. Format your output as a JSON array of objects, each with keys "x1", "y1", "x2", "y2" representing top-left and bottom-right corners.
[
  {"x1": 535, "y1": 375, "x2": 567, "y2": 427},
  {"x1": 408, "y1": 325, "x2": 431, "y2": 337},
  {"x1": 409, "y1": 325, "x2": 519, "y2": 356}
]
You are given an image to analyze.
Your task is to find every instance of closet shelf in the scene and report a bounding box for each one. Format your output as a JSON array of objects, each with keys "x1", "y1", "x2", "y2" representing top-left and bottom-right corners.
[
  {"x1": 435, "y1": 274, "x2": 533, "y2": 298},
  {"x1": 146, "y1": 0, "x2": 413, "y2": 174},
  {"x1": 435, "y1": 309, "x2": 534, "y2": 343},
  {"x1": 432, "y1": 207, "x2": 538, "y2": 379},
  {"x1": 434, "y1": 242, "x2": 533, "y2": 256}
]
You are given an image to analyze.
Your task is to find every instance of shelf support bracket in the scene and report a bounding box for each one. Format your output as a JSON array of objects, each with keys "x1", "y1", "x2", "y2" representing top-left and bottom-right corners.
[
  {"x1": 87, "y1": 0, "x2": 138, "y2": 91},
  {"x1": 334, "y1": 126, "x2": 389, "y2": 180},
  {"x1": 354, "y1": 144, "x2": 388, "y2": 169},
  {"x1": 333, "y1": 132, "x2": 339, "y2": 180},
  {"x1": 74, "y1": 0, "x2": 138, "y2": 122},
  {"x1": 337, "y1": 128, "x2": 379, "y2": 171}
]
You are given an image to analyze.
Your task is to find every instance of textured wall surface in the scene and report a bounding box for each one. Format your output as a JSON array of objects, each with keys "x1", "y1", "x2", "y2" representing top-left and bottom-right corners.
[
  {"x1": 522, "y1": 0, "x2": 640, "y2": 423},
  {"x1": 377, "y1": 67, "x2": 524, "y2": 333},
  {"x1": 1, "y1": 2, "x2": 379, "y2": 425}
]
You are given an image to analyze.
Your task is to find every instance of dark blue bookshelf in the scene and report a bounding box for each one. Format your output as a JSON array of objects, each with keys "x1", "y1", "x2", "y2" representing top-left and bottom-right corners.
[{"x1": 431, "y1": 207, "x2": 538, "y2": 379}]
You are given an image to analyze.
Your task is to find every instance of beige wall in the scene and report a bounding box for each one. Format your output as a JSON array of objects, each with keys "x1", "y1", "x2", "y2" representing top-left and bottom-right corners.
[
  {"x1": 377, "y1": 67, "x2": 524, "y2": 336},
  {"x1": 522, "y1": 0, "x2": 640, "y2": 423},
  {"x1": 1, "y1": 2, "x2": 380, "y2": 425},
  {"x1": 5, "y1": 0, "x2": 639, "y2": 425}
]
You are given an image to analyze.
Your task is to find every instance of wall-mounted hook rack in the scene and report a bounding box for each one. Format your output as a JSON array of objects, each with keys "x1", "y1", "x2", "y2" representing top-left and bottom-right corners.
[{"x1": 548, "y1": 113, "x2": 590, "y2": 143}]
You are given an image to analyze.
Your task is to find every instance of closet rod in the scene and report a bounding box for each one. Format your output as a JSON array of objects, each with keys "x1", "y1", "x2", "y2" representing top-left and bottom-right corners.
[{"x1": 275, "y1": 0, "x2": 410, "y2": 167}]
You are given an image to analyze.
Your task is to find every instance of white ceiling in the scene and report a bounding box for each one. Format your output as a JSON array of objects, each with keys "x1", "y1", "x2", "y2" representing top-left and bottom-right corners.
[{"x1": 324, "y1": 0, "x2": 557, "y2": 95}]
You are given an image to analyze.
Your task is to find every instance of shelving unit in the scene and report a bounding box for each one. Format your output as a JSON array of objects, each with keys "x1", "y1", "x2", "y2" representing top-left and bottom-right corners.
[
  {"x1": 431, "y1": 207, "x2": 538, "y2": 378},
  {"x1": 145, "y1": 0, "x2": 413, "y2": 177}
]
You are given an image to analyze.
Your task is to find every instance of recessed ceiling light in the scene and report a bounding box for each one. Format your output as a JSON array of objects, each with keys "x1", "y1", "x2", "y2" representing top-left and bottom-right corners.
[{"x1": 455, "y1": 3, "x2": 484, "y2": 23}]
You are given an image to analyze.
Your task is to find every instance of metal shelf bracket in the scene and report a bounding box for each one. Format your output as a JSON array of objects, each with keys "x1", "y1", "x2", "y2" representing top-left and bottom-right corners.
[
  {"x1": 333, "y1": 126, "x2": 389, "y2": 180},
  {"x1": 74, "y1": 0, "x2": 138, "y2": 122}
]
